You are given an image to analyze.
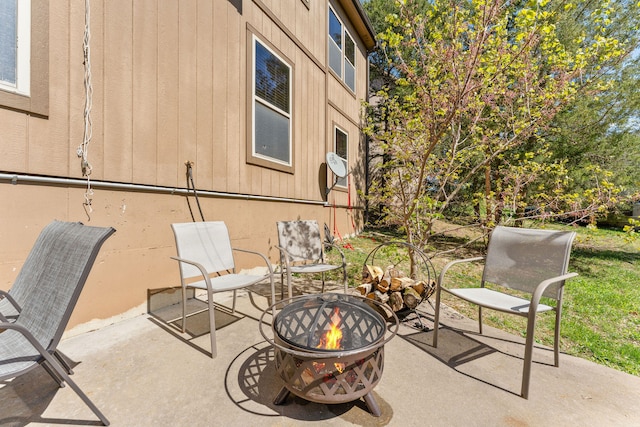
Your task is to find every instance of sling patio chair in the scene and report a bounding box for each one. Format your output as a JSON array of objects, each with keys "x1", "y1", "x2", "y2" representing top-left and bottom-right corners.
[
  {"x1": 171, "y1": 221, "x2": 275, "y2": 358},
  {"x1": 275, "y1": 220, "x2": 347, "y2": 299},
  {"x1": 0, "y1": 220, "x2": 115, "y2": 426},
  {"x1": 432, "y1": 225, "x2": 578, "y2": 399}
]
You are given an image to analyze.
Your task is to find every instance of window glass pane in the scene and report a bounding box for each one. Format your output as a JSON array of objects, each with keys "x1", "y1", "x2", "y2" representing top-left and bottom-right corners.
[
  {"x1": 345, "y1": 33, "x2": 355, "y2": 65},
  {"x1": 329, "y1": 9, "x2": 342, "y2": 49},
  {"x1": 0, "y1": 0, "x2": 17, "y2": 86},
  {"x1": 255, "y1": 41, "x2": 290, "y2": 113},
  {"x1": 329, "y1": 41, "x2": 341, "y2": 76},
  {"x1": 255, "y1": 101, "x2": 290, "y2": 163},
  {"x1": 335, "y1": 128, "x2": 348, "y2": 187},
  {"x1": 345, "y1": 62, "x2": 355, "y2": 92}
]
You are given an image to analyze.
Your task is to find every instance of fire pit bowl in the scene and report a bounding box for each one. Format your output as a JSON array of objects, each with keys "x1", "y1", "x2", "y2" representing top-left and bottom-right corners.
[{"x1": 259, "y1": 293, "x2": 399, "y2": 417}]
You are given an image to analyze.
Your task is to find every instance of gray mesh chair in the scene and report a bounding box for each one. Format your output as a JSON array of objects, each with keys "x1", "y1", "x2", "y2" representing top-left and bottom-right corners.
[
  {"x1": 0, "y1": 221, "x2": 115, "y2": 426},
  {"x1": 276, "y1": 220, "x2": 347, "y2": 298},
  {"x1": 171, "y1": 221, "x2": 275, "y2": 358},
  {"x1": 433, "y1": 225, "x2": 578, "y2": 399}
]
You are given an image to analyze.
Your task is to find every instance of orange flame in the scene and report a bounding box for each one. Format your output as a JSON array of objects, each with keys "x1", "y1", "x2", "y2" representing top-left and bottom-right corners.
[
  {"x1": 315, "y1": 307, "x2": 345, "y2": 374},
  {"x1": 317, "y1": 307, "x2": 343, "y2": 350}
]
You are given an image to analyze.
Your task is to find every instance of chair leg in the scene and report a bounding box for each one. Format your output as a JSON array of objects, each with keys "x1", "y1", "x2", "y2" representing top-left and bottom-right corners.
[
  {"x1": 321, "y1": 272, "x2": 326, "y2": 293},
  {"x1": 181, "y1": 286, "x2": 188, "y2": 333},
  {"x1": 231, "y1": 289, "x2": 237, "y2": 314},
  {"x1": 41, "y1": 351, "x2": 110, "y2": 425},
  {"x1": 433, "y1": 287, "x2": 442, "y2": 347},
  {"x1": 553, "y1": 309, "x2": 562, "y2": 367},
  {"x1": 521, "y1": 314, "x2": 538, "y2": 399},
  {"x1": 54, "y1": 350, "x2": 74, "y2": 375},
  {"x1": 478, "y1": 306, "x2": 483, "y2": 335},
  {"x1": 342, "y1": 266, "x2": 348, "y2": 294},
  {"x1": 207, "y1": 288, "x2": 217, "y2": 358}
]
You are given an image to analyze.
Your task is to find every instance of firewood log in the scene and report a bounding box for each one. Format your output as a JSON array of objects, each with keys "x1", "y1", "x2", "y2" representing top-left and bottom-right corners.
[
  {"x1": 412, "y1": 281, "x2": 426, "y2": 297},
  {"x1": 390, "y1": 276, "x2": 415, "y2": 292},
  {"x1": 389, "y1": 291, "x2": 404, "y2": 312},
  {"x1": 378, "y1": 272, "x2": 391, "y2": 293},
  {"x1": 356, "y1": 283, "x2": 373, "y2": 296},
  {"x1": 362, "y1": 264, "x2": 384, "y2": 284},
  {"x1": 373, "y1": 290, "x2": 390, "y2": 304},
  {"x1": 403, "y1": 287, "x2": 421, "y2": 309}
]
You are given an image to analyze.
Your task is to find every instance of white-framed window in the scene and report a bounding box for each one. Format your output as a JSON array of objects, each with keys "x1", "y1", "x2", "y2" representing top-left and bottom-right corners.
[
  {"x1": 334, "y1": 125, "x2": 348, "y2": 188},
  {"x1": 251, "y1": 34, "x2": 292, "y2": 167},
  {"x1": 328, "y1": 6, "x2": 356, "y2": 92},
  {"x1": 0, "y1": 0, "x2": 30, "y2": 96}
]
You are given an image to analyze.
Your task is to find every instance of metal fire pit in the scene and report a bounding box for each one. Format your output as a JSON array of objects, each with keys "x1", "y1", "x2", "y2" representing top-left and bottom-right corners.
[{"x1": 259, "y1": 293, "x2": 399, "y2": 417}]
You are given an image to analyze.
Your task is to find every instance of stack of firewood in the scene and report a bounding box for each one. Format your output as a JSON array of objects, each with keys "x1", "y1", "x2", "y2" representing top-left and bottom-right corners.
[{"x1": 356, "y1": 264, "x2": 436, "y2": 313}]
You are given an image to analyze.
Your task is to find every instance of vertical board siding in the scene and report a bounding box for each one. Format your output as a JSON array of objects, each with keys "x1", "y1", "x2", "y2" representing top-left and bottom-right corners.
[
  {"x1": 103, "y1": 0, "x2": 133, "y2": 182},
  {"x1": 195, "y1": 0, "x2": 214, "y2": 190},
  {"x1": 156, "y1": 1, "x2": 179, "y2": 187},
  {"x1": 3, "y1": 0, "x2": 367, "y2": 205},
  {"x1": 132, "y1": 0, "x2": 158, "y2": 184}
]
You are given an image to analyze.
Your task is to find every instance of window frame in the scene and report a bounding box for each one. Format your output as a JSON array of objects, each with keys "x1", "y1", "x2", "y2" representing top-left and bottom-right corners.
[
  {"x1": 333, "y1": 124, "x2": 348, "y2": 189},
  {"x1": 0, "y1": 0, "x2": 48, "y2": 117},
  {"x1": 327, "y1": 5, "x2": 356, "y2": 93},
  {"x1": 246, "y1": 31, "x2": 295, "y2": 173}
]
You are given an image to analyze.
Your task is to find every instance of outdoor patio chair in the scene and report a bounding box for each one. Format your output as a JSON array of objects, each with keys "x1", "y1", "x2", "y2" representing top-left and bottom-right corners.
[
  {"x1": 432, "y1": 225, "x2": 578, "y2": 399},
  {"x1": 0, "y1": 220, "x2": 115, "y2": 426},
  {"x1": 171, "y1": 221, "x2": 275, "y2": 358},
  {"x1": 276, "y1": 220, "x2": 347, "y2": 298}
]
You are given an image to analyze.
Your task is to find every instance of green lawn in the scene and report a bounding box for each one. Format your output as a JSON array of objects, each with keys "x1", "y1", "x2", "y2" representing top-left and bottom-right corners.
[{"x1": 328, "y1": 224, "x2": 640, "y2": 376}]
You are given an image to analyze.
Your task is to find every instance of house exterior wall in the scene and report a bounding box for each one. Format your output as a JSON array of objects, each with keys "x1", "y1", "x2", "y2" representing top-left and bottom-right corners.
[{"x1": 0, "y1": 0, "x2": 373, "y2": 329}]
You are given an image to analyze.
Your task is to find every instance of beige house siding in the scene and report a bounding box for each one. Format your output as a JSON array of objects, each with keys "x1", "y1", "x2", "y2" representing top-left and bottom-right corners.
[{"x1": 0, "y1": 0, "x2": 374, "y2": 328}]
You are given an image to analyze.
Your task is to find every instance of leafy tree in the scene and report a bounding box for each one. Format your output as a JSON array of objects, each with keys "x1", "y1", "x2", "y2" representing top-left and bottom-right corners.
[{"x1": 363, "y1": 0, "x2": 634, "y2": 264}]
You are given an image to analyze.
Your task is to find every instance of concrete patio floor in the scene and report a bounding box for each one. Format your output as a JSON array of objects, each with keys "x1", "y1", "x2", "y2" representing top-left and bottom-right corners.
[{"x1": 2, "y1": 284, "x2": 640, "y2": 427}]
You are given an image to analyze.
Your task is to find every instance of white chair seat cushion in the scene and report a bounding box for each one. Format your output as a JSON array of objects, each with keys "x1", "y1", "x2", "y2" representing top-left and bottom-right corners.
[
  {"x1": 187, "y1": 274, "x2": 267, "y2": 292},
  {"x1": 289, "y1": 263, "x2": 342, "y2": 274},
  {"x1": 446, "y1": 287, "x2": 554, "y2": 314}
]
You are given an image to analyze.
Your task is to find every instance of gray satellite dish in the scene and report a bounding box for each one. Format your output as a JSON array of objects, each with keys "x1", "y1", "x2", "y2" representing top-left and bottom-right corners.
[
  {"x1": 326, "y1": 152, "x2": 348, "y2": 195},
  {"x1": 326, "y1": 152, "x2": 347, "y2": 178}
]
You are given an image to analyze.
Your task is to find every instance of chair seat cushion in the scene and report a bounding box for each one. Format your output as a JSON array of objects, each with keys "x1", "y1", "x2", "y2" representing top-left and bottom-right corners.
[
  {"x1": 289, "y1": 263, "x2": 342, "y2": 274},
  {"x1": 186, "y1": 273, "x2": 268, "y2": 292},
  {"x1": 446, "y1": 287, "x2": 554, "y2": 314}
]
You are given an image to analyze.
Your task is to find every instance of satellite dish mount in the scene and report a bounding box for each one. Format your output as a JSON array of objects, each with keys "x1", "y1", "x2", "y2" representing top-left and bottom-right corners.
[{"x1": 326, "y1": 152, "x2": 348, "y2": 196}]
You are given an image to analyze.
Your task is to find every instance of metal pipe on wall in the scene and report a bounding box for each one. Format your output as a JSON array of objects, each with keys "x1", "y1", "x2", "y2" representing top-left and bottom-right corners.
[{"x1": 0, "y1": 173, "x2": 327, "y2": 206}]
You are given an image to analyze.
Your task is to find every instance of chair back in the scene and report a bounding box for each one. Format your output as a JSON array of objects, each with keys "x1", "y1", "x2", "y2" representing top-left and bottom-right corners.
[
  {"x1": 276, "y1": 220, "x2": 323, "y2": 263},
  {"x1": 482, "y1": 226, "x2": 576, "y2": 300},
  {"x1": 171, "y1": 222, "x2": 235, "y2": 280},
  {"x1": 12, "y1": 221, "x2": 115, "y2": 351}
]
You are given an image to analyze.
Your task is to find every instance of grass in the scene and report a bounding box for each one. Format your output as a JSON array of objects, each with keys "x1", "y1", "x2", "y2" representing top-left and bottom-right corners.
[{"x1": 325, "y1": 224, "x2": 640, "y2": 376}]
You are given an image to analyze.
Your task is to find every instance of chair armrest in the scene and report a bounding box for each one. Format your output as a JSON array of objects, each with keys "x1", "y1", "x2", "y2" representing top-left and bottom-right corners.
[
  {"x1": 0, "y1": 289, "x2": 21, "y2": 313},
  {"x1": 529, "y1": 272, "x2": 579, "y2": 312},
  {"x1": 170, "y1": 256, "x2": 214, "y2": 289},
  {"x1": 323, "y1": 242, "x2": 347, "y2": 266},
  {"x1": 232, "y1": 247, "x2": 275, "y2": 276},
  {"x1": 438, "y1": 256, "x2": 485, "y2": 289}
]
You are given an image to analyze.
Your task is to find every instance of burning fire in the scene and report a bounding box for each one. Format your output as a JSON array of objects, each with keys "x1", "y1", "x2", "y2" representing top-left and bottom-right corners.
[
  {"x1": 314, "y1": 307, "x2": 346, "y2": 374},
  {"x1": 317, "y1": 307, "x2": 343, "y2": 350}
]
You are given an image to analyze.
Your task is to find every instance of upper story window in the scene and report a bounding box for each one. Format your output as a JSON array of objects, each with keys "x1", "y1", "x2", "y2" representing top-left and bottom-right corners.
[
  {"x1": 334, "y1": 125, "x2": 348, "y2": 188},
  {"x1": 250, "y1": 34, "x2": 293, "y2": 170},
  {"x1": 0, "y1": 0, "x2": 30, "y2": 96},
  {"x1": 0, "y1": 0, "x2": 48, "y2": 117},
  {"x1": 328, "y1": 6, "x2": 356, "y2": 92}
]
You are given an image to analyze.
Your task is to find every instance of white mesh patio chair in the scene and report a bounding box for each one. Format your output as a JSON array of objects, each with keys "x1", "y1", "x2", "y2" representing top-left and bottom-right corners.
[
  {"x1": 276, "y1": 220, "x2": 347, "y2": 299},
  {"x1": 171, "y1": 221, "x2": 275, "y2": 358},
  {"x1": 432, "y1": 225, "x2": 578, "y2": 399},
  {"x1": 0, "y1": 221, "x2": 115, "y2": 426}
]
